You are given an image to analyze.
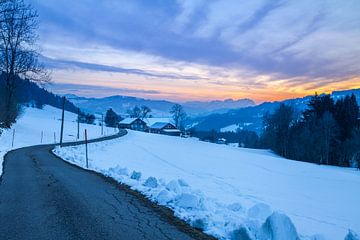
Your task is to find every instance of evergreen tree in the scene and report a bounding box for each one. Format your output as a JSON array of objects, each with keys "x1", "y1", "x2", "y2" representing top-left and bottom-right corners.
[{"x1": 105, "y1": 108, "x2": 121, "y2": 127}]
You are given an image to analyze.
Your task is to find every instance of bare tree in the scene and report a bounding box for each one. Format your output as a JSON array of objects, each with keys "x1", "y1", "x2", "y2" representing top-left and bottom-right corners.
[
  {"x1": 127, "y1": 106, "x2": 141, "y2": 118},
  {"x1": 139, "y1": 105, "x2": 151, "y2": 120},
  {"x1": 170, "y1": 104, "x2": 186, "y2": 130},
  {"x1": 0, "y1": 0, "x2": 49, "y2": 127}
]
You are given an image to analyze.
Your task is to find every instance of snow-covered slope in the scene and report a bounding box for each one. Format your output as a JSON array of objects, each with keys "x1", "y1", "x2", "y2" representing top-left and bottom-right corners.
[
  {"x1": 54, "y1": 130, "x2": 360, "y2": 240},
  {"x1": 0, "y1": 105, "x2": 115, "y2": 174}
]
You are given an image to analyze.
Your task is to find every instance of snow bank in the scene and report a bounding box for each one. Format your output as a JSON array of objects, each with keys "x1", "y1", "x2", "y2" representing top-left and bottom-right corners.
[
  {"x1": 53, "y1": 130, "x2": 360, "y2": 239},
  {"x1": 0, "y1": 105, "x2": 115, "y2": 174}
]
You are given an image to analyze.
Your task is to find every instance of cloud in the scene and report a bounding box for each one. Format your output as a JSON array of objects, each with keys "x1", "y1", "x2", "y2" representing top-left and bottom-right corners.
[
  {"x1": 42, "y1": 56, "x2": 206, "y2": 80},
  {"x1": 29, "y1": 0, "x2": 360, "y2": 101},
  {"x1": 46, "y1": 83, "x2": 163, "y2": 98}
]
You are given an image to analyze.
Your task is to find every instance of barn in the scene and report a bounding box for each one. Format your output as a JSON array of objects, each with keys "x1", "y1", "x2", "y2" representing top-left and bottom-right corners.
[
  {"x1": 149, "y1": 122, "x2": 181, "y2": 136},
  {"x1": 119, "y1": 118, "x2": 148, "y2": 131}
]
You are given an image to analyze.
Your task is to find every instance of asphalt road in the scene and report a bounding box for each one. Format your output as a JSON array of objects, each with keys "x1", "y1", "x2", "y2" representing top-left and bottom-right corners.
[{"x1": 0, "y1": 132, "x2": 213, "y2": 240}]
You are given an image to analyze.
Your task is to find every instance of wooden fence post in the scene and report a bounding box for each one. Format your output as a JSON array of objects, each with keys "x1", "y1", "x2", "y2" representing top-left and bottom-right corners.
[
  {"x1": 85, "y1": 129, "x2": 88, "y2": 168},
  {"x1": 11, "y1": 129, "x2": 15, "y2": 148},
  {"x1": 60, "y1": 96, "x2": 65, "y2": 147}
]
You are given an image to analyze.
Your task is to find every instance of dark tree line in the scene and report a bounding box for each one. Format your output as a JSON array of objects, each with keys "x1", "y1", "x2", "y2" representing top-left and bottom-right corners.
[
  {"x1": 0, "y1": 0, "x2": 49, "y2": 128},
  {"x1": 190, "y1": 128, "x2": 259, "y2": 148},
  {"x1": 0, "y1": 75, "x2": 79, "y2": 128},
  {"x1": 260, "y1": 94, "x2": 360, "y2": 167}
]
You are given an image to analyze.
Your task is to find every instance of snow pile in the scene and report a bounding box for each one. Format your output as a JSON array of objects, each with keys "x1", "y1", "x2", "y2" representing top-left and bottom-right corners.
[
  {"x1": 0, "y1": 105, "x2": 115, "y2": 174},
  {"x1": 53, "y1": 130, "x2": 360, "y2": 239}
]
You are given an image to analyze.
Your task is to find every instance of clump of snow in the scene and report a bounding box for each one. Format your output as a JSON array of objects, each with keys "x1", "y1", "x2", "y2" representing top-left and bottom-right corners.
[
  {"x1": 166, "y1": 180, "x2": 182, "y2": 194},
  {"x1": 259, "y1": 212, "x2": 299, "y2": 240},
  {"x1": 232, "y1": 212, "x2": 300, "y2": 240},
  {"x1": 156, "y1": 190, "x2": 174, "y2": 205},
  {"x1": 53, "y1": 130, "x2": 360, "y2": 240},
  {"x1": 144, "y1": 177, "x2": 158, "y2": 188},
  {"x1": 108, "y1": 166, "x2": 129, "y2": 177},
  {"x1": 176, "y1": 193, "x2": 201, "y2": 210},
  {"x1": 231, "y1": 222, "x2": 258, "y2": 240},
  {"x1": 178, "y1": 178, "x2": 189, "y2": 187},
  {"x1": 130, "y1": 171, "x2": 142, "y2": 180},
  {"x1": 247, "y1": 203, "x2": 272, "y2": 222}
]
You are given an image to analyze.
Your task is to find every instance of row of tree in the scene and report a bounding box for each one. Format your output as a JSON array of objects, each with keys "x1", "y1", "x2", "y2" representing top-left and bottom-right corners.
[{"x1": 260, "y1": 94, "x2": 360, "y2": 167}]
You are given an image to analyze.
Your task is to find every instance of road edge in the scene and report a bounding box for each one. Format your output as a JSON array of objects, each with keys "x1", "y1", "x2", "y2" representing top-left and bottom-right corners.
[{"x1": 50, "y1": 131, "x2": 217, "y2": 240}]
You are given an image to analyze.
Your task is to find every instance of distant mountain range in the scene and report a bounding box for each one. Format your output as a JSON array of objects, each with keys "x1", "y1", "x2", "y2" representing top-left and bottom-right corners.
[
  {"x1": 190, "y1": 88, "x2": 360, "y2": 133},
  {"x1": 64, "y1": 94, "x2": 255, "y2": 117}
]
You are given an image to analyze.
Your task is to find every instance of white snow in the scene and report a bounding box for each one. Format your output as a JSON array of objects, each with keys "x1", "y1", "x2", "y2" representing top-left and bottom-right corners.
[
  {"x1": 53, "y1": 130, "x2": 360, "y2": 240},
  {"x1": 0, "y1": 105, "x2": 115, "y2": 174},
  {"x1": 220, "y1": 124, "x2": 239, "y2": 132}
]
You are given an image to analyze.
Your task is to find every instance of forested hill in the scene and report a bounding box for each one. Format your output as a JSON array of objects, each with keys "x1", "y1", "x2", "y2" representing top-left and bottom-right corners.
[
  {"x1": 0, "y1": 75, "x2": 78, "y2": 113},
  {"x1": 191, "y1": 88, "x2": 360, "y2": 133}
]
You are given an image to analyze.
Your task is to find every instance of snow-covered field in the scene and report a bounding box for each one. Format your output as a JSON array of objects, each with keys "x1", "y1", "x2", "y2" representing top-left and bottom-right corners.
[
  {"x1": 54, "y1": 130, "x2": 360, "y2": 240},
  {"x1": 220, "y1": 124, "x2": 239, "y2": 132},
  {"x1": 0, "y1": 105, "x2": 116, "y2": 174}
]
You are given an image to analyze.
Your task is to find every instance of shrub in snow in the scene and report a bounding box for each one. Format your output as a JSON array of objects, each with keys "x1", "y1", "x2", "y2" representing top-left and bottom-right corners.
[
  {"x1": 156, "y1": 190, "x2": 173, "y2": 205},
  {"x1": 259, "y1": 212, "x2": 299, "y2": 240},
  {"x1": 345, "y1": 230, "x2": 360, "y2": 240},
  {"x1": 176, "y1": 193, "x2": 200, "y2": 209},
  {"x1": 144, "y1": 177, "x2": 158, "y2": 188},
  {"x1": 166, "y1": 180, "x2": 182, "y2": 194},
  {"x1": 130, "y1": 171, "x2": 142, "y2": 180},
  {"x1": 178, "y1": 179, "x2": 189, "y2": 187},
  {"x1": 228, "y1": 202, "x2": 243, "y2": 212},
  {"x1": 247, "y1": 203, "x2": 272, "y2": 222}
]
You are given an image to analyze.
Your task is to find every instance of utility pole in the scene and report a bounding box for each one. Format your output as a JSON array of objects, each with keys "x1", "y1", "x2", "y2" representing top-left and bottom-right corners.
[
  {"x1": 77, "y1": 108, "x2": 80, "y2": 140},
  {"x1": 60, "y1": 96, "x2": 65, "y2": 147},
  {"x1": 40, "y1": 131, "x2": 43, "y2": 144},
  {"x1": 11, "y1": 129, "x2": 15, "y2": 148},
  {"x1": 101, "y1": 113, "x2": 104, "y2": 136},
  {"x1": 85, "y1": 129, "x2": 88, "y2": 168}
]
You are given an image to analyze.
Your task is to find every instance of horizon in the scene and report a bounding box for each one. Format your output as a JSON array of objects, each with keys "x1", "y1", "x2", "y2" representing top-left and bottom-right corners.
[
  {"x1": 32, "y1": 0, "x2": 360, "y2": 102},
  {"x1": 47, "y1": 83, "x2": 360, "y2": 105}
]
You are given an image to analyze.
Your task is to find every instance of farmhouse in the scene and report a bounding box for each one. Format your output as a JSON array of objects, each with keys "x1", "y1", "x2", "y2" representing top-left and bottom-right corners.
[
  {"x1": 149, "y1": 122, "x2": 181, "y2": 136},
  {"x1": 119, "y1": 118, "x2": 148, "y2": 131}
]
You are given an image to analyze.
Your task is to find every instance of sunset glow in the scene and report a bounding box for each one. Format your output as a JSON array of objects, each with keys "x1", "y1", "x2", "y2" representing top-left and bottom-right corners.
[{"x1": 31, "y1": 0, "x2": 360, "y2": 102}]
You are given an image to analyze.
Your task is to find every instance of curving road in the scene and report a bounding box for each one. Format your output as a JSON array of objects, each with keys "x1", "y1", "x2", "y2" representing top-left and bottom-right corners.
[{"x1": 0, "y1": 131, "x2": 214, "y2": 240}]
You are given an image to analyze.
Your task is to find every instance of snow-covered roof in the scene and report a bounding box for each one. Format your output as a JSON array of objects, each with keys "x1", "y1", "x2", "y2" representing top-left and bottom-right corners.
[
  {"x1": 119, "y1": 118, "x2": 139, "y2": 124},
  {"x1": 144, "y1": 117, "x2": 173, "y2": 126},
  {"x1": 150, "y1": 122, "x2": 172, "y2": 129}
]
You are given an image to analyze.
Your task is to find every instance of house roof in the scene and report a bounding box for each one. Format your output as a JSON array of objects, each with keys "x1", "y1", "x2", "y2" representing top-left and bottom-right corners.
[
  {"x1": 119, "y1": 118, "x2": 139, "y2": 124},
  {"x1": 150, "y1": 122, "x2": 172, "y2": 129},
  {"x1": 144, "y1": 117, "x2": 173, "y2": 126}
]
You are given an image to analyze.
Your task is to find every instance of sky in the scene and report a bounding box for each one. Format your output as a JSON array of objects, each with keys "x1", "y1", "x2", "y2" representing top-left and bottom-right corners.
[{"x1": 30, "y1": 0, "x2": 360, "y2": 103}]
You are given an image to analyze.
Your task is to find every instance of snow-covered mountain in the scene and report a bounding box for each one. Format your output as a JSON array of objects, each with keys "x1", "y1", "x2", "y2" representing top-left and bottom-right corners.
[{"x1": 64, "y1": 94, "x2": 255, "y2": 117}]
